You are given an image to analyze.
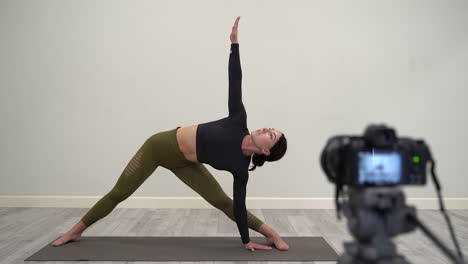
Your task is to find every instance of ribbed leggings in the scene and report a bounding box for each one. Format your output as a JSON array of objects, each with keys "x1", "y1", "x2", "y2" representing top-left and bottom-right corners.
[{"x1": 80, "y1": 127, "x2": 264, "y2": 233}]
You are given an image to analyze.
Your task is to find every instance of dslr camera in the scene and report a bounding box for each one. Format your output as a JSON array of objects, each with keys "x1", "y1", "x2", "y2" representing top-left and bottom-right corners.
[
  {"x1": 321, "y1": 124, "x2": 430, "y2": 187},
  {"x1": 320, "y1": 124, "x2": 464, "y2": 264}
]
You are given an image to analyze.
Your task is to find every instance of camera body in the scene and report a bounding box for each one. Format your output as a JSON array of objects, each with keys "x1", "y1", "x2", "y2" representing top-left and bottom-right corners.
[{"x1": 320, "y1": 124, "x2": 432, "y2": 186}]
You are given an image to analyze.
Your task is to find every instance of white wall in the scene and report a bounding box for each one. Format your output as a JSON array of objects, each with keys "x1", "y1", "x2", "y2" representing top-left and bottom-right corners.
[{"x1": 1, "y1": 0, "x2": 467, "y2": 206}]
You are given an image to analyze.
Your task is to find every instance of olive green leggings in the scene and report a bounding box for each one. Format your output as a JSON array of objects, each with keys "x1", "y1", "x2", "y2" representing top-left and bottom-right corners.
[{"x1": 81, "y1": 127, "x2": 264, "y2": 233}]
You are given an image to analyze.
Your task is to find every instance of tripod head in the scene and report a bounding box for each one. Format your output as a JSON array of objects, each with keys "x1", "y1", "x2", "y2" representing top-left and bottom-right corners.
[
  {"x1": 339, "y1": 187, "x2": 415, "y2": 263},
  {"x1": 339, "y1": 187, "x2": 465, "y2": 264}
]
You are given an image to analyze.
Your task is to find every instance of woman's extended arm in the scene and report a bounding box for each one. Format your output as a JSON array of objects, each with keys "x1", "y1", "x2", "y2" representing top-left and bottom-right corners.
[
  {"x1": 233, "y1": 171, "x2": 272, "y2": 251},
  {"x1": 228, "y1": 16, "x2": 245, "y2": 117}
]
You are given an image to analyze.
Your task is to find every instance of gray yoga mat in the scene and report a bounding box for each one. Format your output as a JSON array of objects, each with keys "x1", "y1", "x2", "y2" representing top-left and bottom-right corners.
[{"x1": 25, "y1": 236, "x2": 338, "y2": 261}]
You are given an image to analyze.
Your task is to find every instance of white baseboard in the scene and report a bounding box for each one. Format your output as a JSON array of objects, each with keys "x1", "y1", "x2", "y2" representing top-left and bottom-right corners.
[{"x1": 0, "y1": 196, "x2": 467, "y2": 209}]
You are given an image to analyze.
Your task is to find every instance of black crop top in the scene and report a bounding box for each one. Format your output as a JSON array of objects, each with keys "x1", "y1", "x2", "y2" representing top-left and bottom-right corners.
[{"x1": 196, "y1": 43, "x2": 252, "y2": 244}]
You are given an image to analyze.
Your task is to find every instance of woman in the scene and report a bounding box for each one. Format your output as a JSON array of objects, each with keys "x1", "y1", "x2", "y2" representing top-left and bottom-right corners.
[{"x1": 52, "y1": 16, "x2": 289, "y2": 252}]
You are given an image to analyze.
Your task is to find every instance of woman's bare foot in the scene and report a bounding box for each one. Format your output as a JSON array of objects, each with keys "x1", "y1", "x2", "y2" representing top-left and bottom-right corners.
[
  {"x1": 51, "y1": 232, "x2": 82, "y2": 247},
  {"x1": 266, "y1": 236, "x2": 289, "y2": 251}
]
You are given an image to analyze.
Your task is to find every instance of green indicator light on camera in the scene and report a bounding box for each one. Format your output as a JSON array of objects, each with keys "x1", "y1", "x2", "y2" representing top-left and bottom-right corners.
[{"x1": 413, "y1": 156, "x2": 420, "y2": 163}]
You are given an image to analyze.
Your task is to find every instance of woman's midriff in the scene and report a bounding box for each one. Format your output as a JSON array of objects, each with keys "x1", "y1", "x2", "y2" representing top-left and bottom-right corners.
[{"x1": 176, "y1": 125, "x2": 199, "y2": 163}]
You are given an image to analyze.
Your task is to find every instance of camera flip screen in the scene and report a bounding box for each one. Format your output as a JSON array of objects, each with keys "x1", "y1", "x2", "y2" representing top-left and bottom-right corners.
[{"x1": 358, "y1": 151, "x2": 402, "y2": 185}]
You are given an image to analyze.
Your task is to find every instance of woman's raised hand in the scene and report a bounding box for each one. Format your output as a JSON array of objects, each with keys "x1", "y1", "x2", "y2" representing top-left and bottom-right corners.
[{"x1": 230, "y1": 16, "x2": 241, "y2": 44}]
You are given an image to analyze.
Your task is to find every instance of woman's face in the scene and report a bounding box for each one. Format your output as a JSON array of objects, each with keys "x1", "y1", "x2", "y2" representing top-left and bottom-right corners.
[{"x1": 251, "y1": 128, "x2": 282, "y2": 154}]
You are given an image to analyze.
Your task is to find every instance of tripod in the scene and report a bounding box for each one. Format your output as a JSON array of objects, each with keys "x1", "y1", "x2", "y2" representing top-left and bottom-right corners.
[{"x1": 338, "y1": 187, "x2": 464, "y2": 264}]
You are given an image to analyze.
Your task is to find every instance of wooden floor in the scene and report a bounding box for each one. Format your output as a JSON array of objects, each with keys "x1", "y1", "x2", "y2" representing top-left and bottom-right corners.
[{"x1": 0, "y1": 207, "x2": 466, "y2": 263}]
